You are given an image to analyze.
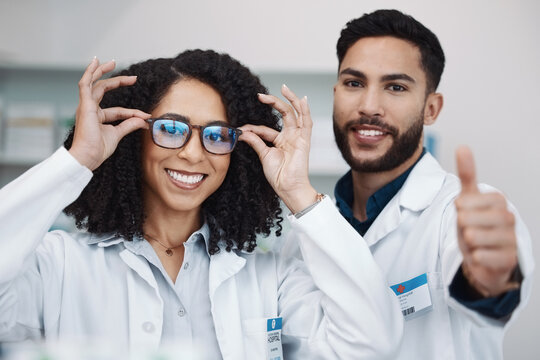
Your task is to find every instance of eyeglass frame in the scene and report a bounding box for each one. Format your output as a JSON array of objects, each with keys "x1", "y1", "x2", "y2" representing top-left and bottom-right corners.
[{"x1": 144, "y1": 116, "x2": 243, "y2": 155}]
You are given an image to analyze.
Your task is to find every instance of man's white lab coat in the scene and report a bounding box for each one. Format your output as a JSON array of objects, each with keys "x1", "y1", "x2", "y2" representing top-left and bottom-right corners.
[{"x1": 363, "y1": 152, "x2": 534, "y2": 360}]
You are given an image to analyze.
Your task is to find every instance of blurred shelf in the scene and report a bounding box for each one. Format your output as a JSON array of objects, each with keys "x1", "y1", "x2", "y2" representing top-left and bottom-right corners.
[
  {"x1": 0, "y1": 155, "x2": 45, "y2": 167},
  {"x1": 0, "y1": 62, "x2": 85, "y2": 72}
]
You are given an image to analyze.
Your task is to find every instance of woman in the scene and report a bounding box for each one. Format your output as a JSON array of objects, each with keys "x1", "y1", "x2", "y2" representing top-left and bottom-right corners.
[{"x1": 0, "y1": 50, "x2": 402, "y2": 359}]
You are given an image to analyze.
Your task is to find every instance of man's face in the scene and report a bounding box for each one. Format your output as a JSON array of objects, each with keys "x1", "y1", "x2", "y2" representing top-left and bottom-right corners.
[{"x1": 333, "y1": 36, "x2": 431, "y2": 173}]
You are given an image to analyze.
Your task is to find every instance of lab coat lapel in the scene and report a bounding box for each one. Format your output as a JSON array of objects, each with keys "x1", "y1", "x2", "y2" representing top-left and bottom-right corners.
[
  {"x1": 119, "y1": 249, "x2": 163, "y2": 348},
  {"x1": 364, "y1": 195, "x2": 402, "y2": 247},
  {"x1": 398, "y1": 153, "x2": 446, "y2": 212},
  {"x1": 209, "y1": 248, "x2": 247, "y2": 360},
  {"x1": 364, "y1": 153, "x2": 446, "y2": 247},
  {"x1": 119, "y1": 248, "x2": 159, "y2": 290},
  {"x1": 93, "y1": 238, "x2": 163, "y2": 347}
]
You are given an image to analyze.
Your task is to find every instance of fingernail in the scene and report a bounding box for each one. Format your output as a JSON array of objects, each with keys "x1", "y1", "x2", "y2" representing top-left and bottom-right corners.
[
  {"x1": 282, "y1": 84, "x2": 289, "y2": 89},
  {"x1": 257, "y1": 93, "x2": 267, "y2": 97},
  {"x1": 111, "y1": 59, "x2": 116, "y2": 63}
]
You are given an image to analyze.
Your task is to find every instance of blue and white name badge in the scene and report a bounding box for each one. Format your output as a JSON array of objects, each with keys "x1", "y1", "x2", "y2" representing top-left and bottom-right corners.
[
  {"x1": 390, "y1": 273, "x2": 432, "y2": 319},
  {"x1": 266, "y1": 317, "x2": 283, "y2": 360}
]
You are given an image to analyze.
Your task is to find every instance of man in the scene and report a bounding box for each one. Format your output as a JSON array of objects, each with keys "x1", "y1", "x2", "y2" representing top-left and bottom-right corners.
[{"x1": 332, "y1": 9, "x2": 533, "y2": 359}]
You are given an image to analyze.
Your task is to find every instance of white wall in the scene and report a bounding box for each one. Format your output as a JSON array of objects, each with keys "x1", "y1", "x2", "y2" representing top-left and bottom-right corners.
[{"x1": 1, "y1": 0, "x2": 539, "y2": 358}]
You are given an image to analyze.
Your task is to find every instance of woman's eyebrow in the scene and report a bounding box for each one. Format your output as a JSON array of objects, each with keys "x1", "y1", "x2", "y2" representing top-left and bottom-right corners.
[
  {"x1": 157, "y1": 112, "x2": 190, "y2": 122},
  {"x1": 205, "y1": 120, "x2": 231, "y2": 127},
  {"x1": 157, "y1": 113, "x2": 230, "y2": 126}
]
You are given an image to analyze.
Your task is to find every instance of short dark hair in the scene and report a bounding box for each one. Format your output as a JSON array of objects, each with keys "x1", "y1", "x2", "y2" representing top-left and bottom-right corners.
[
  {"x1": 337, "y1": 9, "x2": 445, "y2": 92},
  {"x1": 64, "y1": 49, "x2": 283, "y2": 255}
]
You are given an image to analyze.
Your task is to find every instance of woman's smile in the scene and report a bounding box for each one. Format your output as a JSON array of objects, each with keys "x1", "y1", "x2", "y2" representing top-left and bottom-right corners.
[{"x1": 166, "y1": 168, "x2": 206, "y2": 189}]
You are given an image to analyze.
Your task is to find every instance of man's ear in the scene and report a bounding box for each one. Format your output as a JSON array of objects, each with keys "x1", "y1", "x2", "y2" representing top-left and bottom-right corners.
[{"x1": 424, "y1": 93, "x2": 443, "y2": 125}]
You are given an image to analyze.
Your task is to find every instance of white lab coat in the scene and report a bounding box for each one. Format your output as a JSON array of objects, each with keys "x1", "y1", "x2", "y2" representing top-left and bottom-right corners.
[
  {"x1": 364, "y1": 152, "x2": 534, "y2": 360},
  {"x1": 0, "y1": 147, "x2": 403, "y2": 359}
]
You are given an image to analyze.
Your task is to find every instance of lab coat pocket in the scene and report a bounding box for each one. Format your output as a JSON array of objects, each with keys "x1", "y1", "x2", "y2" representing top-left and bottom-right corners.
[
  {"x1": 243, "y1": 317, "x2": 268, "y2": 360},
  {"x1": 401, "y1": 272, "x2": 455, "y2": 359},
  {"x1": 243, "y1": 317, "x2": 283, "y2": 360},
  {"x1": 420, "y1": 271, "x2": 447, "y2": 320},
  {"x1": 427, "y1": 271, "x2": 445, "y2": 309},
  {"x1": 425, "y1": 271, "x2": 456, "y2": 358}
]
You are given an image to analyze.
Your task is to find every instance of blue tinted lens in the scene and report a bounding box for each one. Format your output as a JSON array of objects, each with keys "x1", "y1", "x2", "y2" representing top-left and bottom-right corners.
[
  {"x1": 202, "y1": 126, "x2": 237, "y2": 154},
  {"x1": 152, "y1": 119, "x2": 190, "y2": 148}
]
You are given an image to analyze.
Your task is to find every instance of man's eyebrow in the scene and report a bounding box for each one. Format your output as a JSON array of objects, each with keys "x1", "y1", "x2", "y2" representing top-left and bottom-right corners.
[
  {"x1": 338, "y1": 68, "x2": 367, "y2": 79},
  {"x1": 339, "y1": 68, "x2": 416, "y2": 84},
  {"x1": 381, "y1": 73, "x2": 416, "y2": 83}
]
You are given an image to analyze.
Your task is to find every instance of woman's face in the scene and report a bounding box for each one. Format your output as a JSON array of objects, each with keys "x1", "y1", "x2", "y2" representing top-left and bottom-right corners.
[{"x1": 141, "y1": 79, "x2": 231, "y2": 217}]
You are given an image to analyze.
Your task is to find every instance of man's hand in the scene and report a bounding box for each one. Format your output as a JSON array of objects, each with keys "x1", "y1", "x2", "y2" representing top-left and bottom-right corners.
[{"x1": 455, "y1": 146, "x2": 520, "y2": 297}]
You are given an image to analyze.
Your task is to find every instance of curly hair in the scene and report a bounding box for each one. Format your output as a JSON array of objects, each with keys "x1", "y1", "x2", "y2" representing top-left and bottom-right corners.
[{"x1": 64, "y1": 49, "x2": 283, "y2": 255}]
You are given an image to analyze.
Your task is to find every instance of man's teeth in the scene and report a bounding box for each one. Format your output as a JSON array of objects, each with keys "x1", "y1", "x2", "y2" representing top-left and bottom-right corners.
[
  {"x1": 167, "y1": 170, "x2": 204, "y2": 184},
  {"x1": 357, "y1": 129, "x2": 384, "y2": 136}
]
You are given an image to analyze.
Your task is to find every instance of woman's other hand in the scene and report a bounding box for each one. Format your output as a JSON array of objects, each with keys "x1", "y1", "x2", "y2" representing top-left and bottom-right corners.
[
  {"x1": 69, "y1": 58, "x2": 151, "y2": 171},
  {"x1": 240, "y1": 85, "x2": 318, "y2": 214}
]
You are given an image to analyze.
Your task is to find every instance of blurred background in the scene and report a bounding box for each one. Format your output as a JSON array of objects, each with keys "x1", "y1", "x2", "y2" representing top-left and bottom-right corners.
[{"x1": 0, "y1": 0, "x2": 538, "y2": 358}]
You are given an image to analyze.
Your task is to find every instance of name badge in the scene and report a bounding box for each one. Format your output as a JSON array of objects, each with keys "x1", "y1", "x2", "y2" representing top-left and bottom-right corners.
[
  {"x1": 390, "y1": 273, "x2": 432, "y2": 319},
  {"x1": 266, "y1": 317, "x2": 283, "y2": 360}
]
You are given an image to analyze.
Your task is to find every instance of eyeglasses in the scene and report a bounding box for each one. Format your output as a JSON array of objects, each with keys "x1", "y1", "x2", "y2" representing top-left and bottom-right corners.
[{"x1": 146, "y1": 118, "x2": 242, "y2": 155}]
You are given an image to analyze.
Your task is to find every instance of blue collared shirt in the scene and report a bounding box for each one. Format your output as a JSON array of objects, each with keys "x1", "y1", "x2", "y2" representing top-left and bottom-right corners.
[
  {"x1": 334, "y1": 148, "x2": 519, "y2": 319},
  {"x1": 334, "y1": 150, "x2": 423, "y2": 236},
  {"x1": 124, "y1": 224, "x2": 221, "y2": 359}
]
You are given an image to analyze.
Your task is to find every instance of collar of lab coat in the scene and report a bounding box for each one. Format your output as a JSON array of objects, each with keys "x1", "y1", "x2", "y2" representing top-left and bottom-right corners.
[
  {"x1": 85, "y1": 233, "x2": 120, "y2": 246},
  {"x1": 398, "y1": 152, "x2": 447, "y2": 211},
  {"x1": 86, "y1": 223, "x2": 213, "y2": 253},
  {"x1": 84, "y1": 223, "x2": 248, "y2": 295},
  {"x1": 85, "y1": 222, "x2": 255, "y2": 256},
  {"x1": 363, "y1": 153, "x2": 447, "y2": 246}
]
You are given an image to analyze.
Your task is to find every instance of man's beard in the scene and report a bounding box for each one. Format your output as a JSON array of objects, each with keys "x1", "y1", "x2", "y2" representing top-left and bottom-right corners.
[{"x1": 333, "y1": 113, "x2": 424, "y2": 173}]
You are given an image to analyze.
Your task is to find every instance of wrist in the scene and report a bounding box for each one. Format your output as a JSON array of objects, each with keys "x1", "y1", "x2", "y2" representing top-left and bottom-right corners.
[
  {"x1": 68, "y1": 146, "x2": 100, "y2": 171},
  {"x1": 294, "y1": 193, "x2": 325, "y2": 219},
  {"x1": 462, "y1": 262, "x2": 521, "y2": 298},
  {"x1": 281, "y1": 186, "x2": 319, "y2": 214}
]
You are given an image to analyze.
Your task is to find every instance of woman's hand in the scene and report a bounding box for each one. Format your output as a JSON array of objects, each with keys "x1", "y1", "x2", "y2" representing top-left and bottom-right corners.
[
  {"x1": 239, "y1": 85, "x2": 318, "y2": 214},
  {"x1": 69, "y1": 58, "x2": 151, "y2": 171}
]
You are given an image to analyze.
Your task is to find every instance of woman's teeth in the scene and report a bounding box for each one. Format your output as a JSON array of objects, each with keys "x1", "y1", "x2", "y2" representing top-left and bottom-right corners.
[{"x1": 167, "y1": 170, "x2": 204, "y2": 184}]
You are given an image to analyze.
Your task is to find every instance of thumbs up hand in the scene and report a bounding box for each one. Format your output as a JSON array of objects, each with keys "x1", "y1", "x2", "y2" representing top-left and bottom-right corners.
[{"x1": 455, "y1": 146, "x2": 520, "y2": 298}]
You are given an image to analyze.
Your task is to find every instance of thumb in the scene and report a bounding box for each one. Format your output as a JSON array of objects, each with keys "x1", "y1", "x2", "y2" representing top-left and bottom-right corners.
[
  {"x1": 115, "y1": 117, "x2": 149, "y2": 140},
  {"x1": 456, "y1": 145, "x2": 479, "y2": 194},
  {"x1": 238, "y1": 130, "x2": 271, "y2": 161}
]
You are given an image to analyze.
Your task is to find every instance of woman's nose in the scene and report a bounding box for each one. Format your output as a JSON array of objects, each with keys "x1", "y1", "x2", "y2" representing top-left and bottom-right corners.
[{"x1": 176, "y1": 130, "x2": 206, "y2": 162}]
